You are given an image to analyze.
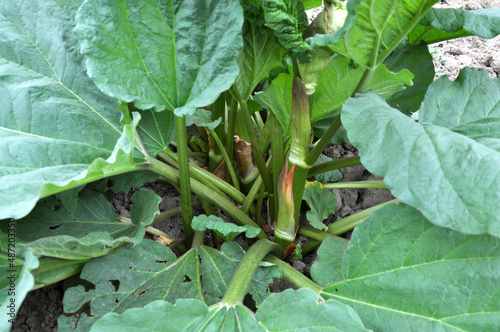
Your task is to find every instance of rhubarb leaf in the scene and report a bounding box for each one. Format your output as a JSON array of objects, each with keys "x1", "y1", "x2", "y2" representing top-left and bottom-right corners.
[
  {"x1": 0, "y1": 0, "x2": 142, "y2": 220},
  {"x1": 0, "y1": 189, "x2": 159, "y2": 260},
  {"x1": 303, "y1": 182, "x2": 338, "y2": 231},
  {"x1": 89, "y1": 289, "x2": 369, "y2": 331},
  {"x1": 322, "y1": 203, "x2": 500, "y2": 331},
  {"x1": 384, "y1": 40, "x2": 435, "y2": 114},
  {"x1": 309, "y1": 0, "x2": 438, "y2": 68},
  {"x1": 191, "y1": 215, "x2": 261, "y2": 241},
  {"x1": 234, "y1": 20, "x2": 287, "y2": 101},
  {"x1": 409, "y1": 8, "x2": 500, "y2": 45},
  {"x1": 0, "y1": 249, "x2": 38, "y2": 332},
  {"x1": 311, "y1": 238, "x2": 347, "y2": 286},
  {"x1": 262, "y1": 0, "x2": 311, "y2": 62},
  {"x1": 60, "y1": 240, "x2": 279, "y2": 331},
  {"x1": 74, "y1": 0, "x2": 244, "y2": 116},
  {"x1": 342, "y1": 86, "x2": 500, "y2": 236}
]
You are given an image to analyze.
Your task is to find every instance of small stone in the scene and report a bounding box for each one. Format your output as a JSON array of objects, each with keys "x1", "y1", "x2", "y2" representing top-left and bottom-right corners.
[{"x1": 292, "y1": 260, "x2": 306, "y2": 273}]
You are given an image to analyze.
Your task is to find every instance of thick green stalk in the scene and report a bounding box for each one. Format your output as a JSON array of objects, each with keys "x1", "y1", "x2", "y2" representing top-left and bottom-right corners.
[
  {"x1": 307, "y1": 156, "x2": 361, "y2": 177},
  {"x1": 209, "y1": 129, "x2": 240, "y2": 191},
  {"x1": 241, "y1": 156, "x2": 271, "y2": 214},
  {"x1": 255, "y1": 185, "x2": 265, "y2": 225},
  {"x1": 323, "y1": 180, "x2": 387, "y2": 189},
  {"x1": 265, "y1": 255, "x2": 322, "y2": 294},
  {"x1": 226, "y1": 98, "x2": 238, "y2": 162},
  {"x1": 158, "y1": 151, "x2": 256, "y2": 215},
  {"x1": 222, "y1": 239, "x2": 282, "y2": 306},
  {"x1": 147, "y1": 157, "x2": 267, "y2": 239},
  {"x1": 212, "y1": 94, "x2": 227, "y2": 144},
  {"x1": 239, "y1": 100, "x2": 274, "y2": 195},
  {"x1": 292, "y1": 165, "x2": 308, "y2": 223},
  {"x1": 270, "y1": 113, "x2": 284, "y2": 221},
  {"x1": 328, "y1": 199, "x2": 399, "y2": 235},
  {"x1": 289, "y1": 77, "x2": 312, "y2": 223},
  {"x1": 241, "y1": 175, "x2": 263, "y2": 214},
  {"x1": 298, "y1": 225, "x2": 349, "y2": 245},
  {"x1": 191, "y1": 231, "x2": 205, "y2": 248},
  {"x1": 174, "y1": 116, "x2": 194, "y2": 246},
  {"x1": 301, "y1": 239, "x2": 321, "y2": 257},
  {"x1": 306, "y1": 115, "x2": 342, "y2": 166},
  {"x1": 32, "y1": 258, "x2": 86, "y2": 290},
  {"x1": 307, "y1": 68, "x2": 374, "y2": 166}
]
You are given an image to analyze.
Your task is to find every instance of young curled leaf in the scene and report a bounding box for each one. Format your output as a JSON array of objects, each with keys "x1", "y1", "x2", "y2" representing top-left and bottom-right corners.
[{"x1": 262, "y1": 0, "x2": 312, "y2": 62}]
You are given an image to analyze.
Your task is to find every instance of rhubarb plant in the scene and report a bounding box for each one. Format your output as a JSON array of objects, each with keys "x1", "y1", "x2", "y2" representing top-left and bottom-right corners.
[{"x1": 1, "y1": 0, "x2": 500, "y2": 331}]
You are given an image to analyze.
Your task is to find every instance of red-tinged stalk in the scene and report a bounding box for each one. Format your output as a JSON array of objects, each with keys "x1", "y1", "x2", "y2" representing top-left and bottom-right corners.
[
  {"x1": 288, "y1": 77, "x2": 312, "y2": 223},
  {"x1": 275, "y1": 160, "x2": 297, "y2": 250}
]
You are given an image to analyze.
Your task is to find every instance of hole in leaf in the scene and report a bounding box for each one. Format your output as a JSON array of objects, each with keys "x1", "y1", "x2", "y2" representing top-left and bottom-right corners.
[
  {"x1": 182, "y1": 275, "x2": 192, "y2": 283},
  {"x1": 138, "y1": 289, "x2": 147, "y2": 296},
  {"x1": 155, "y1": 259, "x2": 167, "y2": 264},
  {"x1": 129, "y1": 266, "x2": 133, "y2": 269},
  {"x1": 49, "y1": 224, "x2": 62, "y2": 230},
  {"x1": 335, "y1": 289, "x2": 338, "y2": 292},
  {"x1": 115, "y1": 298, "x2": 119, "y2": 303},
  {"x1": 109, "y1": 279, "x2": 120, "y2": 292}
]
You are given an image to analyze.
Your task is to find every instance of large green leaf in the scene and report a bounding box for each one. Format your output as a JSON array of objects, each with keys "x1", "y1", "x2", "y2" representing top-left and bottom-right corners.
[
  {"x1": 309, "y1": 0, "x2": 438, "y2": 68},
  {"x1": 420, "y1": 68, "x2": 500, "y2": 128},
  {"x1": 234, "y1": 20, "x2": 287, "y2": 101},
  {"x1": 60, "y1": 240, "x2": 280, "y2": 331},
  {"x1": 0, "y1": 0, "x2": 144, "y2": 220},
  {"x1": 74, "y1": 0, "x2": 244, "y2": 116},
  {"x1": 0, "y1": 189, "x2": 159, "y2": 260},
  {"x1": 89, "y1": 289, "x2": 369, "y2": 331},
  {"x1": 342, "y1": 89, "x2": 500, "y2": 237},
  {"x1": 254, "y1": 66, "x2": 294, "y2": 133},
  {"x1": 321, "y1": 203, "x2": 500, "y2": 331},
  {"x1": 310, "y1": 238, "x2": 346, "y2": 286},
  {"x1": 136, "y1": 108, "x2": 175, "y2": 157},
  {"x1": 0, "y1": 249, "x2": 38, "y2": 332},
  {"x1": 256, "y1": 56, "x2": 412, "y2": 127},
  {"x1": 314, "y1": 55, "x2": 413, "y2": 121},
  {"x1": 452, "y1": 118, "x2": 500, "y2": 153},
  {"x1": 409, "y1": 8, "x2": 500, "y2": 45},
  {"x1": 384, "y1": 39, "x2": 435, "y2": 114},
  {"x1": 301, "y1": 0, "x2": 322, "y2": 11}
]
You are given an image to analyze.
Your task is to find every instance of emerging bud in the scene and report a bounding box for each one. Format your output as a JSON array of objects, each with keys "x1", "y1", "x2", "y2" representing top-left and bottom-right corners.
[
  {"x1": 299, "y1": 0, "x2": 347, "y2": 95},
  {"x1": 234, "y1": 135, "x2": 255, "y2": 180},
  {"x1": 288, "y1": 77, "x2": 311, "y2": 168}
]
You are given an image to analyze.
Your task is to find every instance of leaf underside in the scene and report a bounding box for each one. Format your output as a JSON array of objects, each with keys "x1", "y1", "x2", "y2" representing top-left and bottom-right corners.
[
  {"x1": 0, "y1": 0, "x2": 140, "y2": 220},
  {"x1": 342, "y1": 69, "x2": 500, "y2": 237}
]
